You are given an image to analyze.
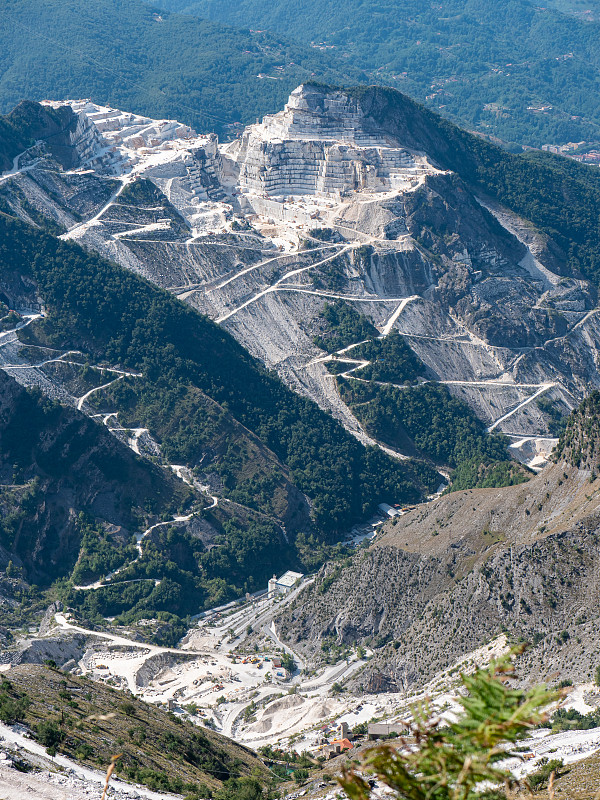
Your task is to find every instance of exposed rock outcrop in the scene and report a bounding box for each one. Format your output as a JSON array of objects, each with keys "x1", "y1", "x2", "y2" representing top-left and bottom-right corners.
[
  {"x1": 3, "y1": 87, "x2": 600, "y2": 465},
  {"x1": 277, "y1": 453, "x2": 600, "y2": 689}
]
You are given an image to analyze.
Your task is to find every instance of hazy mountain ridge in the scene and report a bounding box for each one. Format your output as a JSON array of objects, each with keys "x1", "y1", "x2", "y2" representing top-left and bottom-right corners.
[
  {"x1": 154, "y1": 0, "x2": 600, "y2": 146},
  {"x1": 0, "y1": 0, "x2": 364, "y2": 135}
]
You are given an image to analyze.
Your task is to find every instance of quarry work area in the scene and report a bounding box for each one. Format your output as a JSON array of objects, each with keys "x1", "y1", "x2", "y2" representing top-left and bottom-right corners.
[
  {"x1": 0, "y1": 83, "x2": 595, "y2": 476},
  {"x1": 5, "y1": 596, "x2": 600, "y2": 790},
  {"x1": 4, "y1": 84, "x2": 600, "y2": 792}
]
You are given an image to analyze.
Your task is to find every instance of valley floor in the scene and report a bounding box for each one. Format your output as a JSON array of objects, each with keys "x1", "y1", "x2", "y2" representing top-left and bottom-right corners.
[{"x1": 30, "y1": 590, "x2": 600, "y2": 779}]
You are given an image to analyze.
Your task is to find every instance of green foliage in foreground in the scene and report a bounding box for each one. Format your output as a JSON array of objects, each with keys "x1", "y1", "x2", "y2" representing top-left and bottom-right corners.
[{"x1": 340, "y1": 649, "x2": 558, "y2": 800}]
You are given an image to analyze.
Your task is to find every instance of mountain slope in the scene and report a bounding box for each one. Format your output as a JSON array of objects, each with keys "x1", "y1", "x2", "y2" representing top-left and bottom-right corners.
[
  {"x1": 0, "y1": 210, "x2": 437, "y2": 623},
  {"x1": 0, "y1": 367, "x2": 194, "y2": 585},
  {"x1": 0, "y1": 0, "x2": 362, "y2": 136},
  {"x1": 155, "y1": 0, "x2": 600, "y2": 146},
  {"x1": 339, "y1": 84, "x2": 600, "y2": 286},
  {"x1": 3, "y1": 89, "x2": 598, "y2": 475},
  {"x1": 6, "y1": 84, "x2": 600, "y2": 629},
  {"x1": 277, "y1": 396, "x2": 600, "y2": 690},
  {"x1": 0, "y1": 101, "x2": 80, "y2": 172},
  {"x1": 1, "y1": 663, "x2": 268, "y2": 795}
]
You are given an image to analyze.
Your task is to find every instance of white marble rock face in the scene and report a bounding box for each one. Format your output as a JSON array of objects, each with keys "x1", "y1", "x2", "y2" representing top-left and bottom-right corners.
[{"x1": 221, "y1": 84, "x2": 435, "y2": 199}]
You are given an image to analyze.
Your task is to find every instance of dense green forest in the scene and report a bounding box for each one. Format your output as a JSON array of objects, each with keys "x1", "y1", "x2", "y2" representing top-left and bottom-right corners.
[
  {"x1": 312, "y1": 301, "x2": 378, "y2": 353},
  {"x1": 0, "y1": 214, "x2": 436, "y2": 532},
  {"x1": 155, "y1": 0, "x2": 600, "y2": 146},
  {"x1": 338, "y1": 378, "x2": 511, "y2": 469},
  {"x1": 351, "y1": 334, "x2": 424, "y2": 385},
  {"x1": 448, "y1": 456, "x2": 531, "y2": 491},
  {"x1": 0, "y1": 0, "x2": 362, "y2": 137}
]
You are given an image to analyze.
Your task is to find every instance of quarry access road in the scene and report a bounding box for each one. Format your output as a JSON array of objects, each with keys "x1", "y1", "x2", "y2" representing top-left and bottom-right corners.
[
  {"x1": 0, "y1": 154, "x2": 42, "y2": 185},
  {"x1": 381, "y1": 296, "x2": 420, "y2": 335},
  {"x1": 53, "y1": 613, "x2": 204, "y2": 658},
  {"x1": 208, "y1": 243, "x2": 341, "y2": 293},
  {"x1": 60, "y1": 175, "x2": 131, "y2": 241},
  {"x1": 276, "y1": 287, "x2": 416, "y2": 304},
  {"x1": 72, "y1": 512, "x2": 196, "y2": 591},
  {"x1": 487, "y1": 382, "x2": 555, "y2": 432},
  {"x1": 0, "y1": 313, "x2": 43, "y2": 346},
  {"x1": 2, "y1": 350, "x2": 81, "y2": 369},
  {"x1": 216, "y1": 243, "x2": 355, "y2": 323},
  {"x1": 76, "y1": 374, "x2": 125, "y2": 410}
]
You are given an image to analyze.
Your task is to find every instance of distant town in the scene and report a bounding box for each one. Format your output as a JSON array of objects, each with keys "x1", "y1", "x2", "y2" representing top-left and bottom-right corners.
[{"x1": 541, "y1": 140, "x2": 600, "y2": 165}]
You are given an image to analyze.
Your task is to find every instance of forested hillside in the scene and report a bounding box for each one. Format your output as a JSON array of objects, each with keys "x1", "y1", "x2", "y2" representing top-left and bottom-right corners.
[
  {"x1": 1, "y1": 664, "x2": 268, "y2": 795},
  {"x1": 0, "y1": 0, "x2": 362, "y2": 136},
  {"x1": 0, "y1": 212, "x2": 439, "y2": 621},
  {"x1": 0, "y1": 100, "x2": 77, "y2": 172},
  {"x1": 340, "y1": 84, "x2": 600, "y2": 286},
  {"x1": 0, "y1": 368, "x2": 192, "y2": 585},
  {"x1": 156, "y1": 0, "x2": 600, "y2": 146}
]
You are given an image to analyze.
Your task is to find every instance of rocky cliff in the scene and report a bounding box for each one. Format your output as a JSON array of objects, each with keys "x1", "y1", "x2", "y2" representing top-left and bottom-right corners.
[
  {"x1": 277, "y1": 452, "x2": 600, "y2": 690},
  {"x1": 3, "y1": 87, "x2": 600, "y2": 477}
]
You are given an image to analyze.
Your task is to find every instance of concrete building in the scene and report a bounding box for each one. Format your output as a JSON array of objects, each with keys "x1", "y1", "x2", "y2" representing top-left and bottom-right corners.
[
  {"x1": 268, "y1": 570, "x2": 304, "y2": 597},
  {"x1": 378, "y1": 503, "x2": 401, "y2": 518},
  {"x1": 368, "y1": 722, "x2": 406, "y2": 740}
]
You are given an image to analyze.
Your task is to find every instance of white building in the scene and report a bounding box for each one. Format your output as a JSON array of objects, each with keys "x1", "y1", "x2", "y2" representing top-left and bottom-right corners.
[
  {"x1": 378, "y1": 503, "x2": 401, "y2": 518},
  {"x1": 268, "y1": 570, "x2": 304, "y2": 597}
]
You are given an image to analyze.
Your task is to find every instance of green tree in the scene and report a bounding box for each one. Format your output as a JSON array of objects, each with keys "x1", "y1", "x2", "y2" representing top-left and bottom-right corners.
[
  {"x1": 340, "y1": 648, "x2": 558, "y2": 800},
  {"x1": 36, "y1": 720, "x2": 64, "y2": 749},
  {"x1": 280, "y1": 653, "x2": 296, "y2": 673},
  {"x1": 294, "y1": 768, "x2": 309, "y2": 784}
]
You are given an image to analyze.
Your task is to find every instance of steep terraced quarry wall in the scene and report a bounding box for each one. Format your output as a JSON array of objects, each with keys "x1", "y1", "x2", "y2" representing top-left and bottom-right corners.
[
  {"x1": 223, "y1": 84, "x2": 434, "y2": 199},
  {"x1": 4, "y1": 88, "x2": 600, "y2": 463}
]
